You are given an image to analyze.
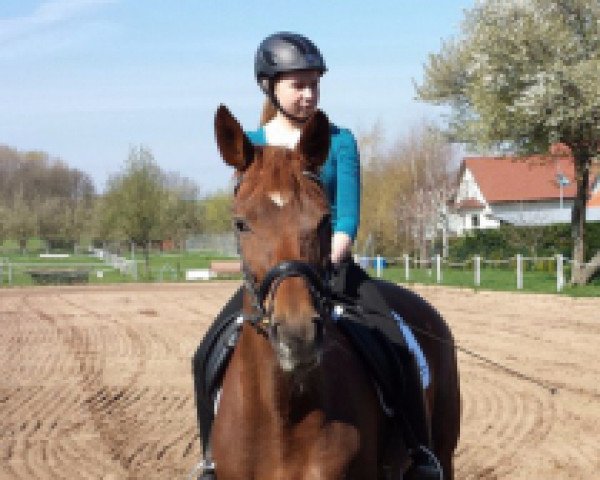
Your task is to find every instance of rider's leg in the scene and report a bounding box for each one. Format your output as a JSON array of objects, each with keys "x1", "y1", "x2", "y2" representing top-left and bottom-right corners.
[
  {"x1": 333, "y1": 259, "x2": 441, "y2": 478},
  {"x1": 192, "y1": 286, "x2": 244, "y2": 477}
]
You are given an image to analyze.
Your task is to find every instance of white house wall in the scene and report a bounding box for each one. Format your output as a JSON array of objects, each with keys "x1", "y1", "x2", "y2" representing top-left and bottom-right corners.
[
  {"x1": 450, "y1": 168, "x2": 499, "y2": 235},
  {"x1": 588, "y1": 207, "x2": 600, "y2": 221},
  {"x1": 456, "y1": 169, "x2": 487, "y2": 205},
  {"x1": 448, "y1": 210, "x2": 500, "y2": 235},
  {"x1": 492, "y1": 200, "x2": 574, "y2": 226}
]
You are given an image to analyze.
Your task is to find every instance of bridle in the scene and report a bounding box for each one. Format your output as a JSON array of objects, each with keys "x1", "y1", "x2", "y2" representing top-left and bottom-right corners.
[{"x1": 233, "y1": 169, "x2": 333, "y2": 336}]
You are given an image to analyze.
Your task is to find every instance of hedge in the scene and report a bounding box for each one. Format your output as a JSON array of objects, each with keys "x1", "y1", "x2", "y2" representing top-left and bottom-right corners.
[{"x1": 448, "y1": 223, "x2": 600, "y2": 262}]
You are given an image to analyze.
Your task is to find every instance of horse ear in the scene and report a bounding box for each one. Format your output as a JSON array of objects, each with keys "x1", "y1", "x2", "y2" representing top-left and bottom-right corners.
[
  {"x1": 296, "y1": 110, "x2": 330, "y2": 170},
  {"x1": 214, "y1": 105, "x2": 254, "y2": 171}
]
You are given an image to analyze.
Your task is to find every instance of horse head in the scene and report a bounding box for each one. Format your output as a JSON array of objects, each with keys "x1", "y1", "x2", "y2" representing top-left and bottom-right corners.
[{"x1": 214, "y1": 105, "x2": 332, "y2": 373}]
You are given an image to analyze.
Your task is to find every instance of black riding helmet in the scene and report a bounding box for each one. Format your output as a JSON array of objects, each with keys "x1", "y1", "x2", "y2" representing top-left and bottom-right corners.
[{"x1": 255, "y1": 32, "x2": 327, "y2": 122}]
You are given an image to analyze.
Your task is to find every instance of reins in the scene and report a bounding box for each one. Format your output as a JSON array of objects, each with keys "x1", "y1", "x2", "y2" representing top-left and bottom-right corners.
[
  {"x1": 257, "y1": 260, "x2": 331, "y2": 314},
  {"x1": 397, "y1": 314, "x2": 560, "y2": 396},
  {"x1": 324, "y1": 290, "x2": 560, "y2": 396}
]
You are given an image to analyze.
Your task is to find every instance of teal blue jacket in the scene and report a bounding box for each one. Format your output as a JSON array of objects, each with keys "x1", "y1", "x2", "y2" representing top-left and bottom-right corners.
[{"x1": 246, "y1": 125, "x2": 360, "y2": 240}]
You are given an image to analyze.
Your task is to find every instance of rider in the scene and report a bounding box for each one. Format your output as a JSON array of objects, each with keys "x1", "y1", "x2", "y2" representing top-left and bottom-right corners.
[{"x1": 192, "y1": 32, "x2": 441, "y2": 480}]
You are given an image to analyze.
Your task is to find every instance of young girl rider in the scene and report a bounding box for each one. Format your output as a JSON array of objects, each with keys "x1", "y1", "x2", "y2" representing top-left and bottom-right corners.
[{"x1": 192, "y1": 32, "x2": 441, "y2": 480}]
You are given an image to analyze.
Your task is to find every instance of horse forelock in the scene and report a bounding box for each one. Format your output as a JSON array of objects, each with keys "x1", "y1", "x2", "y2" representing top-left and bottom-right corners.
[{"x1": 236, "y1": 145, "x2": 326, "y2": 210}]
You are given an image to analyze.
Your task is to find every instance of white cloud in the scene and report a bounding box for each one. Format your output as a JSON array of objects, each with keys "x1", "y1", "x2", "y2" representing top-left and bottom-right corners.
[{"x1": 0, "y1": 0, "x2": 116, "y2": 46}]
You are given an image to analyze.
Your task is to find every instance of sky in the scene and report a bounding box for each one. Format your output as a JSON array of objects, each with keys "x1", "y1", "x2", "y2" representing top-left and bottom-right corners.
[{"x1": 0, "y1": 0, "x2": 474, "y2": 194}]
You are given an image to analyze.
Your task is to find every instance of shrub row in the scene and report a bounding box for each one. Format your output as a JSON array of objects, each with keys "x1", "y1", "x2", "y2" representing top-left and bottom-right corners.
[{"x1": 448, "y1": 223, "x2": 600, "y2": 262}]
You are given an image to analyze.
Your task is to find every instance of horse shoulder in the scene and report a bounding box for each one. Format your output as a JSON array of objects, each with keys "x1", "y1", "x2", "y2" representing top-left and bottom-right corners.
[
  {"x1": 303, "y1": 420, "x2": 360, "y2": 480},
  {"x1": 212, "y1": 327, "x2": 272, "y2": 478}
]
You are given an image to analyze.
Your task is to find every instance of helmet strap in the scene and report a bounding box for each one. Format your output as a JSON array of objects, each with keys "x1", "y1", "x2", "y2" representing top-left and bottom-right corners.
[{"x1": 266, "y1": 80, "x2": 309, "y2": 125}]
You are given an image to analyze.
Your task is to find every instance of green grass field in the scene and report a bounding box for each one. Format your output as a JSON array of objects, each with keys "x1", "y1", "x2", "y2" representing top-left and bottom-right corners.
[
  {"x1": 371, "y1": 265, "x2": 600, "y2": 297},
  {"x1": 2, "y1": 245, "x2": 598, "y2": 296},
  {"x1": 0, "y1": 250, "x2": 240, "y2": 286}
]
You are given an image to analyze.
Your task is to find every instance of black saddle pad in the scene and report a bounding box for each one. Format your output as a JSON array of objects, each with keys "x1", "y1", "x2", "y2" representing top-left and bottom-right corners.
[
  {"x1": 334, "y1": 305, "x2": 405, "y2": 415},
  {"x1": 203, "y1": 312, "x2": 243, "y2": 400}
]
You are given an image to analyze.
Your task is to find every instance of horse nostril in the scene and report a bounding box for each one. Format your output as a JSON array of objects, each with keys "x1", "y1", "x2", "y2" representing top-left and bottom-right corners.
[
  {"x1": 269, "y1": 322, "x2": 280, "y2": 341},
  {"x1": 312, "y1": 316, "x2": 324, "y2": 345},
  {"x1": 276, "y1": 323, "x2": 314, "y2": 348}
]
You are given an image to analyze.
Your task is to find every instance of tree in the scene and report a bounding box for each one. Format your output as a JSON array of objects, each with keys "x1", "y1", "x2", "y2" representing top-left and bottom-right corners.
[
  {"x1": 0, "y1": 145, "x2": 96, "y2": 249},
  {"x1": 200, "y1": 190, "x2": 233, "y2": 234},
  {"x1": 357, "y1": 123, "x2": 456, "y2": 257},
  {"x1": 103, "y1": 146, "x2": 166, "y2": 275},
  {"x1": 161, "y1": 172, "x2": 203, "y2": 249},
  {"x1": 4, "y1": 187, "x2": 37, "y2": 253},
  {"x1": 36, "y1": 197, "x2": 65, "y2": 251},
  {"x1": 0, "y1": 205, "x2": 8, "y2": 247},
  {"x1": 417, "y1": 0, "x2": 600, "y2": 284}
]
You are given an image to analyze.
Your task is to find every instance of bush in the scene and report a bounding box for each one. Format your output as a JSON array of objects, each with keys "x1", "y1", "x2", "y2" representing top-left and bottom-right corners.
[{"x1": 448, "y1": 223, "x2": 600, "y2": 262}]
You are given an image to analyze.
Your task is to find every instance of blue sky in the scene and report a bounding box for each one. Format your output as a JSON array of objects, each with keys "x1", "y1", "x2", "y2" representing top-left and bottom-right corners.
[{"x1": 0, "y1": 0, "x2": 473, "y2": 193}]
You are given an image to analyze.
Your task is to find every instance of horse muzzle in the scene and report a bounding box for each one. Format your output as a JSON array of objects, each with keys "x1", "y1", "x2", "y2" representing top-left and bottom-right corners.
[
  {"x1": 252, "y1": 260, "x2": 330, "y2": 372},
  {"x1": 270, "y1": 317, "x2": 324, "y2": 373}
]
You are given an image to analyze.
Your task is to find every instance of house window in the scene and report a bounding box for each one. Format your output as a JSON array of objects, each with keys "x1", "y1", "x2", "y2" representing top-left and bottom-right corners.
[{"x1": 472, "y1": 214, "x2": 479, "y2": 228}]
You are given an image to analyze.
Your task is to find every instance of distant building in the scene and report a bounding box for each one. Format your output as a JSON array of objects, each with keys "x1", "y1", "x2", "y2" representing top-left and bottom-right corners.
[{"x1": 448, "y1": 150, "x2": 600, "y2": 235}]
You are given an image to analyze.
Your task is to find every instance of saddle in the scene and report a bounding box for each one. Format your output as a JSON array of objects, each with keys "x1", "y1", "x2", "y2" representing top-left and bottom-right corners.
[
  {"x1": 333, "y1": 302, "x2": 405, "y2": 416},
  {"x1": 203, "y1": 312, "x2": 243, "y2": 404},
  {"x1": 202, "y1": 302, "x2": 421, "y2": 419}
]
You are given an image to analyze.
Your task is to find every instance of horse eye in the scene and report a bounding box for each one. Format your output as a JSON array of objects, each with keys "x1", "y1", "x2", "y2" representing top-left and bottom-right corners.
[{"x1": 234, "y1": 218, "x2": 251, "y2": 233}]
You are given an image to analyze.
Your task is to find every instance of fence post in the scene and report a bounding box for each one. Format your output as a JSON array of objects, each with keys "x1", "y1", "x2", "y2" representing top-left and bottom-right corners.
[
  {"x1": 404, "y1": 254, "x2": 410, "y2": 281},
  {"x1": 133, "y1": 260, "x2": 138, "y2": 281},
  {"x1": 516, "y1": 254, "x2": 523, "y2": 290},
  {"x1": 474, "y1": 255, "x2": 481, "y2": 287},
  {"x1": 8, "y1": 262, "x2": 13, "y2": 286},
  {"x1": 376, "y1": 255, "x2": 383, "y2": 278},
  {"x1": 435, "y1": 254, "x2": 442, "y2": 284},
  {"x1": 556, "y1": 254, "x2": 564, "y2": 292}
]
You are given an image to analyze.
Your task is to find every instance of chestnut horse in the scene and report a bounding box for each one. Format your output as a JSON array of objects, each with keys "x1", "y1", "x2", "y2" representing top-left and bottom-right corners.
[{"x1": 211, "y1": 105, "x2": 460, "y2": 480}]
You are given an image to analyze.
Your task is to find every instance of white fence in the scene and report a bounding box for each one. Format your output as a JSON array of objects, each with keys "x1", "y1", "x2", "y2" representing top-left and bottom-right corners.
[
  {"x1": 185, "y1": 233, "x2": 237, "y2": 256},
  {"x1": 91, "y1": 248, "x2": 138, "y2": 279},
  {"x1": 0, "y1": 248, "x2": 138, "y2": 286},
  {"x1": 0, "y1": 257, "x2": 115, "y2": 286},
  {"x1": 357, "y1": 253, "x2": 583, "y2": 292}
]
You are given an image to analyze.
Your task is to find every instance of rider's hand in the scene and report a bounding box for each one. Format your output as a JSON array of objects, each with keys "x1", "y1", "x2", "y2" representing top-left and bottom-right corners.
[{"x1": 331, "y1": 232, "x2": 352, "y2": 265}]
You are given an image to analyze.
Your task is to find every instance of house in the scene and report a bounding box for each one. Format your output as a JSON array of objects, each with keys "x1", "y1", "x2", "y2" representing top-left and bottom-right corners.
[{"x1": 448, "y1": 151, "x2": 600, "y2": 235}]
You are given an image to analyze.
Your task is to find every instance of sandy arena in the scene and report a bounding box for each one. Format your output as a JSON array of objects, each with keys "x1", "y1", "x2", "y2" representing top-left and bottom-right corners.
[{"x1": 1, "y1": 283, "x2": 599, "y2": 479}]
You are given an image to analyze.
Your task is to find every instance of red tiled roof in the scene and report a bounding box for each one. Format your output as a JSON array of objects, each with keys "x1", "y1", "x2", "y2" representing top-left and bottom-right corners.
[
  {"x1": 589, "y1": 190, "x2": 600, "y2": 207},
  {"x1": 455, "y1": 198, "x2": 484, "y2": 210},
  {"x1": 463, "y1": 156, "x2": 578, "y2": 202}
]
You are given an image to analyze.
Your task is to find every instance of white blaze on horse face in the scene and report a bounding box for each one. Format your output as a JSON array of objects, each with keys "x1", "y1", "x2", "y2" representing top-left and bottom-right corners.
[{"x1": 268, "y1": 191, "x2": 289, "y2": 208}]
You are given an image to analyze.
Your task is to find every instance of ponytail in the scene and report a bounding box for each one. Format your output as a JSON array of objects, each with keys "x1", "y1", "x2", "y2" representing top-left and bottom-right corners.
[{"x1": 260, "y1": 98, "x2": 277, "y2": 126}]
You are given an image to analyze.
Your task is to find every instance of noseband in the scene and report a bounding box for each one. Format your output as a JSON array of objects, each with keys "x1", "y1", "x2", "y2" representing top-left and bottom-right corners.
[{"x1": 234, "y1": 170, "x2": 333, "y2": 335}]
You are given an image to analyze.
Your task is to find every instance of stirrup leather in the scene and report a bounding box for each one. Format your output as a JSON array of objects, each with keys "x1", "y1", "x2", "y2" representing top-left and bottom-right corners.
[{"x1": 407, "y1": 446, "x2": 443, "y2": 480}]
